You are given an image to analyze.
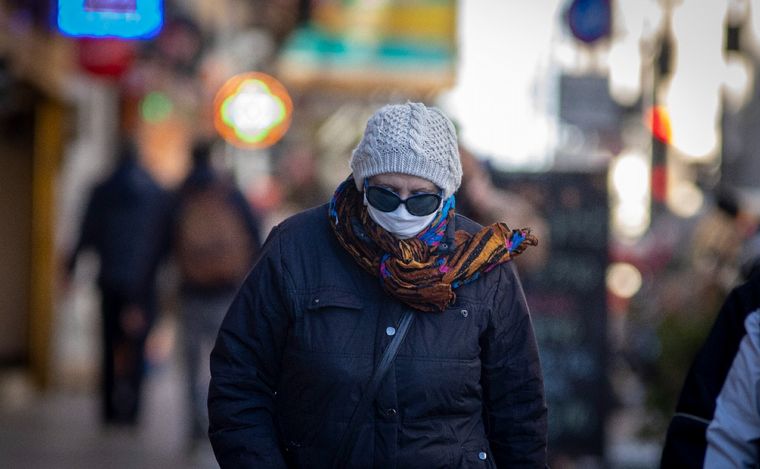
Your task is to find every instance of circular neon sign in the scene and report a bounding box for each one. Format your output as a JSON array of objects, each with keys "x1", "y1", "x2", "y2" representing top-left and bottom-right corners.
[{"x1": 214, "y1": 72, "x2": 293, "y2": 149}]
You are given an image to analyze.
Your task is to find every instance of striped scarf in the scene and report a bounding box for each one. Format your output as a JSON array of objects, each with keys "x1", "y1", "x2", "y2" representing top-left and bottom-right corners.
[{"x1": 328, "y1": 176, "x2": 538, "y2": 312}]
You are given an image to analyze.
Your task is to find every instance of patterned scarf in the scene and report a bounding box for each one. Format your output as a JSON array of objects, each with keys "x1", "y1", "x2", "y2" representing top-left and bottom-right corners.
[{"x1": 328, "y1": 176, "x2": 538, "y2": 312}]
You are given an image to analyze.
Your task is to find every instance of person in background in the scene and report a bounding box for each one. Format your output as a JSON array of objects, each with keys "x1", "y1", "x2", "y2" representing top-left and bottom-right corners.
[
  {"x1": 659, "y1": 268, "x2": 760, "y2": 467},
  {"x1": 704, "y1": 291, "x2": 760, "y2": 467},
  {"x1": 169, "y1": 139, "x2": 261, "y2": 450},
  {"x1": 690, "y1": 189, "x2": 756, "y2": 295},
  {"x1": 66, "y1": 138, "x2": 171, "y2": 427},
  {"x1": 208, "y1": 102, "x2": 547, "y2": 468}
]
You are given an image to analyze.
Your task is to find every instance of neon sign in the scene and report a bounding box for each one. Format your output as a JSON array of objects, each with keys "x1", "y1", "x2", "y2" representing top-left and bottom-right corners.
[{"x1": 58, "y1": 0, "x2": 163, "y2": 39}]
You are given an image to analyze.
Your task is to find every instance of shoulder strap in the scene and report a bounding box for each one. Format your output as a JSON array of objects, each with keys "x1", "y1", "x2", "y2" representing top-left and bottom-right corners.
[{"x1": 332, "y1": 310, "x2": 416, "y2": 469}]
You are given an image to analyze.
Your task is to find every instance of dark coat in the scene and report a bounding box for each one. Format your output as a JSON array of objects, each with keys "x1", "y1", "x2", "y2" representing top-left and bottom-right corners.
[
  {"x1": 68, "y1": 155, "x2": 170, "y2": 302},
  {"x1": 659, "y1": 269, "x2": 760, "y2": 468},
  {"x1": 208, "y1": 204, "x2": 547, "y2": 468}
]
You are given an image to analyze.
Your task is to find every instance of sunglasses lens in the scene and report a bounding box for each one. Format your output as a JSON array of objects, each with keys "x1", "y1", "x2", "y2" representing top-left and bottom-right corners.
[
  {"x1": 366, "y1": 186, "x2": 441, "y2": 216},
  {"x1": 405, "y1": 194, "x2": 441, "y2": 216},
  {"x1": 366, "y1": 187, "x2": 401, "y2": 212}
]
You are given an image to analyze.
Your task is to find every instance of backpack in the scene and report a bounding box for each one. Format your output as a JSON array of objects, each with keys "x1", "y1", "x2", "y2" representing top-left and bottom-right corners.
[{"x1": 176, "y1": 183, "x2": 254, "y2": 286}]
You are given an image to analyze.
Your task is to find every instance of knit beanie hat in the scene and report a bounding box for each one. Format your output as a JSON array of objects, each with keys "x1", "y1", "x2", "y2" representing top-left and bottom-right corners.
[{"x1": 350, "y1": 102, "x2": 462, "y2": 199}]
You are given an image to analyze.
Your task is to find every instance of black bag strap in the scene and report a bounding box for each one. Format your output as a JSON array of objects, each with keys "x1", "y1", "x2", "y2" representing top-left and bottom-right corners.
[{"x1": 332, "y1": 310, "x2": 416, "y2": 469}]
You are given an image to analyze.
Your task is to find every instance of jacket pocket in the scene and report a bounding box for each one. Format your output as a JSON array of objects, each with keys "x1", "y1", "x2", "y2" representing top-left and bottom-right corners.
[{"x1": 296, "y1": 288, "x2": 371, "y2": 354}]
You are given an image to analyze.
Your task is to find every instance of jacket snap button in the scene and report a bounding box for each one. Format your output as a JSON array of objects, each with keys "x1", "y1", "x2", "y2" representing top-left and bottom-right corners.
[
  {"x1": 478, "y1": 451, "x2": 487, "y2": 460},
  {"x1": 461, "y1": 309, "x2": 468, "y2": 318},
  {"x1": 313, "y1": 298, "x2": 320, "y2": 304},
  {"x1": 385, "y1": 408, "x2": 397, "y2": 417},
  {"x1": 386, "y1": 326, "x2": 396, "y2": 336}
]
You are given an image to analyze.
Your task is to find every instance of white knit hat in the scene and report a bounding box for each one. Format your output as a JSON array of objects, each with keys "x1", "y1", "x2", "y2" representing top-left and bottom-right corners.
[{"x1": 350, "y1": 102, "x2": 462, "y2": 199}]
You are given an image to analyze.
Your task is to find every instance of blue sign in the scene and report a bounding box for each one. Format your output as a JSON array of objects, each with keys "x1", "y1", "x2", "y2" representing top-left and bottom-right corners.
[
  {"x1": 58, "y1": 0, "x2": 163, "y2": 39},
  {"x1": 566, "y1": 0, "x2": 611, "y2": 45}
]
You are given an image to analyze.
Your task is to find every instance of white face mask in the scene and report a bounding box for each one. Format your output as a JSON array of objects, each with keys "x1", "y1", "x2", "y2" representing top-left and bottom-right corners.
[{"x1": 364, "y1": 193, "x2": 439, "y2": 239}]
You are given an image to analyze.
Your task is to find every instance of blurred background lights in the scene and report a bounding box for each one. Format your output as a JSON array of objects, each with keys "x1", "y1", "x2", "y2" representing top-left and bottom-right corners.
[
  {"x1": 57, "y1": 0, "x2": 163, "y2": 39},
  {"x1": 608, "y1": 40, "x2": 641, "y2": 106},
  {"x1": 612, "y1": 152, "x2": 649, "y2": 201},
  {"x1": 664, "y1": 82, "x2": 721, "y2": 160},
  {"x1": 442, "y1": 0, "x2": 560, "y2": 170},
  {"x1": 214, "y1": 72, "x2": 293, "y2": 150},
  {"x1": 645, "y1": 106, "x2": 672, "y2": 145},
  {"x1": 667, "y1": 181, "x2": 705, "y2": 218},
  {"x1": 664, "y1": 0, "x2": 726, "y2": 161},
  {"x1": 723, "y1": 53, "x2": 754, "y2": 111},
  {"x1": 139, "y1": 91, "x2": 173, "y2": 124},
  {"x1": 610, "y1": 151, "x2": 651, "y2": 240},
  {"x1": 606, "y1": 262, "x2": 643, "y2": 299},
  {"x1": 224, "y1": 85, "x2": 282, "y2": 137},
  {"x1": 614, "y1": 201, "x2": 650, "y2": 239},
  {"x1": 607, "y1": 0, "x2": 663, "y2": 105}
]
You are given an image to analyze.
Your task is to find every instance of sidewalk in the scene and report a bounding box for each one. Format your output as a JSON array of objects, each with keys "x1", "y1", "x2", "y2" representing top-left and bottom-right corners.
[{"x1": 0, "y1": 359, "x2": 217, "y2": 469}]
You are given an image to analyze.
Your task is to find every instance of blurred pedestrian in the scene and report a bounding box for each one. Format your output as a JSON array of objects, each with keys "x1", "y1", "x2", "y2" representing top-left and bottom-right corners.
[
  {"x1": 208, "y1": 102, "x2": 547, "y2": 467},
  {"x1": 690, "y1": 189, "x2": 756, "y2": 294},
  {"x1": 169, "y1": 139, "x2": 261, "y2": 450},
  {"x1": 66, "y1": 138, "x2": 171, "y2": 427},
  {"x1": 660, "y1": 269, "x2": 760, "y2": 467}
]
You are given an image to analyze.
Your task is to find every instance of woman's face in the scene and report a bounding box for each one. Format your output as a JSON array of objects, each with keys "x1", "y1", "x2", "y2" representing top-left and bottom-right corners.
[{"x1": 368, "y1": 173, "x2": 438, "y2": 199}]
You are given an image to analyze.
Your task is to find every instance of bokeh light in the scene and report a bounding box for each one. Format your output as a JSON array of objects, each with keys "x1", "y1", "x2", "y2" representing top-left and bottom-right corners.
[
  {"x1": 213, "y1": 72, "x2": 293, "y2": 150},
  {"x1": 612, "y1": 152, "x2": 649, "y2": 201},
  {"x1": 606, "y1": 262, "x2": 643, "y2": 299},
  {"x1": 664, "y1": 0, "x2": 726, "y2": 161},
  {"x1": 667, "y1": 181, "x2": 704, "y2": 218},
  {"x1": 139, "y1": 91, "x2": 173, "y2": 124},
  {"x1": 610, "y1": 150, "x2": 651, "y2": 240},
  {"x1": 723, "y1": 53, "x2": 754, "y2": 111}
]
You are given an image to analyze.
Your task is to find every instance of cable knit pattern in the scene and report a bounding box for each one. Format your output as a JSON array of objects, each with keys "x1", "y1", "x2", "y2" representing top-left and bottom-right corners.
[{"x1": 350, "y1": 102, "x2": 462, "y2": 199}]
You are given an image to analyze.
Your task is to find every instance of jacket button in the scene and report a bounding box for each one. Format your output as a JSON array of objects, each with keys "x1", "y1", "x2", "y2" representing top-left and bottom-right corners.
[
  {"x1": 313, "y1": 298, "x2": 320, "y2": 304},
  {"x1": 384, "y1": 408, "x2": 397, "y2": 417},
  {"x1": 386, "y1": 326, "x2": 396, "y2": 336},
  {"x1": 478, "y1": 451, "x2": 487, "y2": 461},
  {"x1": 460, "y1": 309, "x2": 468, "y2": 318}
]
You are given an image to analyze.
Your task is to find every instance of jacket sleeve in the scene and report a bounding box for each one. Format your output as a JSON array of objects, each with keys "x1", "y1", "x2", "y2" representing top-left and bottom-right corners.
[
  {"x1": 482, "y1": 263, "x2": 548, "y2": 468},
  {"x1": 704, "y1": 311, "x2": 760, "y2": 467},
  {"x1": 208, "y1": 226, "x2": 292, "y2": 468}
]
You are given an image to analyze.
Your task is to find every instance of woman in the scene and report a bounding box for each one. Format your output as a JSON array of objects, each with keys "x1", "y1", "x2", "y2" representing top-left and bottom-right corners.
[{"x1": 208, "y1": 102, "x2": 547, "y2": 467}]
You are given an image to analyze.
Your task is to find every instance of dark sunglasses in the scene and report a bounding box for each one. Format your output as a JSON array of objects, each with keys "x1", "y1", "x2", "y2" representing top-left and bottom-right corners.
[{"x1": 365, "y1": 185, "x2": 442, "y2": 216}]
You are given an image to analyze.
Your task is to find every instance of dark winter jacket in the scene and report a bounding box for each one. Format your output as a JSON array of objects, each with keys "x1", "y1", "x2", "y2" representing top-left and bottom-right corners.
[
  {"x1": 660, "y1": 269, "x2": 760, "y2": 468},
  {"x1": 208, "y1": 204, "x2": 547, "y2": 468},
  {"x1": 68, "y1": 156, "x2": 170, "y2": 302}
]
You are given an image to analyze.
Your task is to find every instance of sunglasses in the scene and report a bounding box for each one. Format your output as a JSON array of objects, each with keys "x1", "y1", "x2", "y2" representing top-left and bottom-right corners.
[{"x1": 365, "y1": 185, "x2": 442, "y2": 216}]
